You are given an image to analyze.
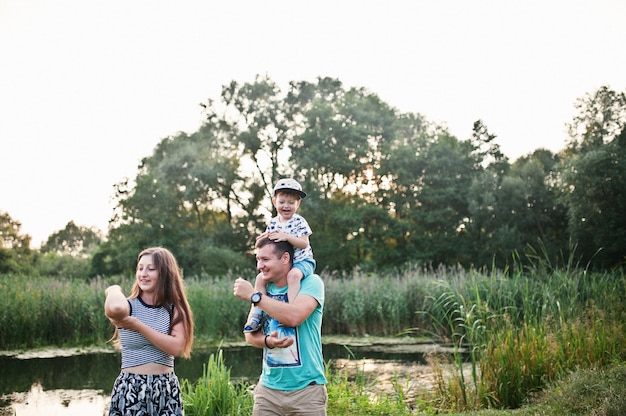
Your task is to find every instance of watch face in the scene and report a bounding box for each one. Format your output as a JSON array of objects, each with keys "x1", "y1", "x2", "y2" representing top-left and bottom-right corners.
[{"x1": 251, "y1": 293, "x2": 261, "y2": 303}]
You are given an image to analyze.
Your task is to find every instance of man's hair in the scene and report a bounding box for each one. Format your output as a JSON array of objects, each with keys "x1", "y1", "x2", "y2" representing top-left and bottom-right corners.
[{"x1": 256, "y1": 236, "x2": 294, "y2": 266}]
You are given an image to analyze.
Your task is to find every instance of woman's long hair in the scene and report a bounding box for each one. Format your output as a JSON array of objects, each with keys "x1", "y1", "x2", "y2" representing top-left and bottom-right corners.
[{"x1": 128, "y1": 246, "x2": 194, "y2": 358}]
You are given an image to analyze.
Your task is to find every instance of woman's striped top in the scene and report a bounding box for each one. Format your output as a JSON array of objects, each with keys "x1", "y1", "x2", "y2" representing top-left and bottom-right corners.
[{"x1": 118, "y1": 297, "x2": 174, "y2": 368}]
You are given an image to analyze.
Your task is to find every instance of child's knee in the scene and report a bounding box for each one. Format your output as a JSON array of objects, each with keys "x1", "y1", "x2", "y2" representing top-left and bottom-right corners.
[
  {"x1": 288, "y1": 268, "x2": 304, "y2": 282},
  {"x1": 254, "y1": 273, "x2": 267, "y2": 293}
]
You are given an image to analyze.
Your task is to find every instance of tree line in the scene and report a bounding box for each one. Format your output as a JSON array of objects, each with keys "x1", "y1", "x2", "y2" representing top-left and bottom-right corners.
[{"x1": 2, "y1": 77, "x2": 625, "y2": 277}]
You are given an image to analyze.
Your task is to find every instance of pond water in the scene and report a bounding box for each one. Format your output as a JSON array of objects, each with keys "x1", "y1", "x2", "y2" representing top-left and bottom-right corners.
[{"x1": 0, "y1": 342, "x2": 432, "y2": 415}]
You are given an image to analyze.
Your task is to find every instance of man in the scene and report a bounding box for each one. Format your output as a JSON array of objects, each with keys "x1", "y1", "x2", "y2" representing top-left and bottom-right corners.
[{"x1": 233, "y1": 237, "x2": 327, "y2": 415}]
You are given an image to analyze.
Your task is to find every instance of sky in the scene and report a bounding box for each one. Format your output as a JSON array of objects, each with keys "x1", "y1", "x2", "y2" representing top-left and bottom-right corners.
[{"x1": 1, "y1": 0, "x2": 625, "y2": 247}]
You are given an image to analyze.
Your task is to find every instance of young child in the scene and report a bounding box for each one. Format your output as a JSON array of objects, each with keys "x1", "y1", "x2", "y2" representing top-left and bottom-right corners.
[{"x1": 244, "y1": 178, "x2": 316, "y2": 332}]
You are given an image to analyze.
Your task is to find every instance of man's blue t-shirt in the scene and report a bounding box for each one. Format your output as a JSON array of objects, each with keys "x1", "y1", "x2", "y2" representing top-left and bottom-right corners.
[{"x1": 259, "y1": 273, "x2": 326, "y2": 391}]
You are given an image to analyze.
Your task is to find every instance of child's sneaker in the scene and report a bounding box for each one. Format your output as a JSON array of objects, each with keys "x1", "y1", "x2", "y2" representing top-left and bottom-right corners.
[{"x1": 243, "y1": 314, "x2": 262, "y2": 333}]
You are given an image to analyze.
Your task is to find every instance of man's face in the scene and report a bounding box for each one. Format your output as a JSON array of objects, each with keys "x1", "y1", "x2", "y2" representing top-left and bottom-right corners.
[{"x1": 256, "y1": 244, "x2": 287, "y2": 284}]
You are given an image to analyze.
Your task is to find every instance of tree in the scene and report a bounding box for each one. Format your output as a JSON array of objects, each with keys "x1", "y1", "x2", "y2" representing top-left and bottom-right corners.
[
  {"x1": 92, "y1": 125, "x2": 251, "y2": 276},
  {"x1": 509, "y1": 150, "x2": 568, "y2": 267},
  {"x1": 290, "y1": 78, "x2": 398, "y2": 200},
  {"x1": 205, "y1": 74, "x2": 299, "y2": 203},
  {"x1": 558, "y1": 86, "x2": 626, "y2": 268},
  {"x1": 37, "y1": 221, "x2": 103, "y2": 278},
  {"x1": 468, "y1": 148, "x2": 568, "y2": 269},
  {"x1": 378, "y1": 116, "x2": 481, "y2": 267},
  {"x1": 288, "y1": 78, "x2": 402, "y2": 270},
  {"x1": 90, "y1": 76, "x2": 626, "y2": 275},
  {"x1": 41, "y1": 221, "x2": 103, "y2": 257},
  {"x1": 0, "y1": 211, "x2": 33, "y2": 274}
]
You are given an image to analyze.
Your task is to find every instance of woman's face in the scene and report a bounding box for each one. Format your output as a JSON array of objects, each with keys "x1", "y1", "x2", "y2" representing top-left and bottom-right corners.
[{"x1": 136, "y1": 253, "x2": 160, "y2": 294}]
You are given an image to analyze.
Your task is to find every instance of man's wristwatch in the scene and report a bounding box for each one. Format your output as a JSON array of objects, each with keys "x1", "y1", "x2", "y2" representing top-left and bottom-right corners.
[{"x1": 251, "y1": 292, "x2": 262, "y2": 305}]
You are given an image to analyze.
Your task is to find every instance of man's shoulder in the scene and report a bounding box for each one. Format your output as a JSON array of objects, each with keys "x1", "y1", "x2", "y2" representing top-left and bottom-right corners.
[{"x1": 301, "y1": 273, "x2": 323, "y2": 287}]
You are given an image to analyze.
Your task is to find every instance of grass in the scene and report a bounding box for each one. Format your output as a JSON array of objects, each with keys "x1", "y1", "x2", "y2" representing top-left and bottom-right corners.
[
  {"x1": 181, "y1": 349, "x2": 626, "y2": 415},
  {"x1": 1, "y1": 264, "x2": 624, "y2": 413},
  {"x1": 181, "y1": 348, "x2": 254, "y2": 416}
]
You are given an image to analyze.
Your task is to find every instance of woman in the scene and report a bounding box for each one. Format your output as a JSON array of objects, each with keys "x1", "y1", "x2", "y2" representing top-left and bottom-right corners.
[{"x1": 104, "y1": 247, "x2": 194, "y2": 416}]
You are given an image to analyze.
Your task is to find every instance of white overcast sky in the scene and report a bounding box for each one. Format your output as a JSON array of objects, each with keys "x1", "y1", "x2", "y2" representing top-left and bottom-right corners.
[{"x1": 1, "y1": 0, "x2": 625, "y2": 247}]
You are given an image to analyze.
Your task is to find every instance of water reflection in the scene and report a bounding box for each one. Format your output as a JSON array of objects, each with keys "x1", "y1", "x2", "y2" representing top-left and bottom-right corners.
[
  {"x1": 5, "y1": 384, "x2": 107, "y2": 416},
  {"x1": 0, "y1": 343, "x2": 427, "y2": 415},
  {"x1": 0, "y1": 352, "x2": 121, "y2": 397}
]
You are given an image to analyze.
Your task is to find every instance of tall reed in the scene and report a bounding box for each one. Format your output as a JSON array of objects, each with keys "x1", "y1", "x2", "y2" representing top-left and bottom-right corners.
[
  {"x1": 416, "y1": 266, "x2": 626, "y2": 411},
  {"x1": 181, "y1": 348, "x2": 253, "y2": 416},
  {"x1": 0, "y1": 274, "x2": 112, "y2": 349},
  {"x1": 185, "y1": 275, "x2": 251, "y2": 342}
]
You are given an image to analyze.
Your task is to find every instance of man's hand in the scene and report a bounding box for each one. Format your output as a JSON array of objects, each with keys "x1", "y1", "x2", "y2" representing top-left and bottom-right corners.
[
  {"x1": 266, "y1": 330, "x2": 294, "y2": 349},
  {"x1": 233, "y1": 277, "x2": 255, "y2": 301}
]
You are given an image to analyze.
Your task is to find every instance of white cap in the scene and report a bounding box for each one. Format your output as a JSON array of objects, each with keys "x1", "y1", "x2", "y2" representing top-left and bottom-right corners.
[{"x1": 273, "y1": 178, "x2": 306, "y2": 198}]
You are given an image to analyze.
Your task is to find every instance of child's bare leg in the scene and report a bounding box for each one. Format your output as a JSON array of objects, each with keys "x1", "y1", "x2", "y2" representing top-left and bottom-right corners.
[
  {"x1": 254, "y1": 271, "x2": 267, "y2": 295},
  {"x1": 244, "y1": 272, "x2": 266, "y2": 333},
  {"x1": 286, "y1": 268, "x2": 304, "y2": 303}
]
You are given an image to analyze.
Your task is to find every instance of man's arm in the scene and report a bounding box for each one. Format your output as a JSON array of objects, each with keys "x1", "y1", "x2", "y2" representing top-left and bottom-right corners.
[
  {"x1": 244, "y1": 327, "x2": 294, "y2": 349},
  {"x1": 259, "y1": 292, "x2": 318, "y2": 327},
  {"x1": 234, "y1": 277, "x2": 318, "y2": 327}
]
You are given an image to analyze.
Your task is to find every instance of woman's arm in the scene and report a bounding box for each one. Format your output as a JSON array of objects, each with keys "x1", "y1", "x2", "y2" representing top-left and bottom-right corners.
[
  {"x1": 110, "y1": 312, "x2": 188, "y2": 357},
  {"x1": 104, "y1": 285, "x2": 130, "y2": 321}
]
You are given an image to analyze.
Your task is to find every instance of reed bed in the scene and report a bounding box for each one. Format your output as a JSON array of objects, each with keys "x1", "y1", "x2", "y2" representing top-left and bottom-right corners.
[
  {"x1": 0, "y1": 274, "x2": 111, "y2": 349},
  {"x1": 1, "y1": 265, "x2": 624, "y2": 413},
  {"x1": 416, "y1": 267, "x2": 626, "y2": 411}
]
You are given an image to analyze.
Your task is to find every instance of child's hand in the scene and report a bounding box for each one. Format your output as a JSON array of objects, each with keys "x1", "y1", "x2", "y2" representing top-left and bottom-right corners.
[
  {"x1": 256, "y1": 231, "x2": 269, "y2": 240},
  {"x1": 268, "y1": 231, "x2": 287, "y2": 242}
]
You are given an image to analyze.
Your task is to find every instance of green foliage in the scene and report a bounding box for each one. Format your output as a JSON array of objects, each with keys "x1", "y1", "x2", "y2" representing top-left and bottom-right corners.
[
  {"x1": 181, "y1": 352, "x2": 415, "y2": 416},
  {"x1": 186, "y1": 276, "x2": 254, "y2": 342},
  {"x1": 417, "y1": 266, "x2": 626, "y2": 411},
  {"x1": 0, "y1": 211, "x2": 34, "y2": 274},
  {"x1": 34, "y1": 251, "x2": 92, "y2": 279},
  {"x1": 0, "y1": 274, "x2": 111, "y2": 349},
  {"x1": 467, "y1": 148, "x2": 568, "y2": 270},
  {"x1": 558, "y1": 136, "x2": 626, "y2": 268},
  {"x1": 536, "y1": 364, "x2": 626, "y2": 415},
  {"x1": 40, "y1": 221, "x2": 103, "y2": 256},
  {"x1": 1, "y1": 265, "x2": 625, "y2": 415},
  {"x1": 322, "y1": 266, "x2": 425, "y2": 336},
  {"x1": 558, "y1": 85, "x2": 626, "y2": 268},
  {"x1": 70, "y1": 79, "x2": 623, "y2": 275},
  {"x1": 325, "y1": 361, "x2": 413, "y2": 415},
  {"x1": 91, "y1": 125, "x2": 254, "y2": 276},
  {"x1": 181, "y1": 349, "x2": 253, "y2": 416}
]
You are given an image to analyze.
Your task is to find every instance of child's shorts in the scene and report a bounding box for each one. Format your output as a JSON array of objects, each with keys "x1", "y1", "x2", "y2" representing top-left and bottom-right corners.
[{"x1": 294, "y1": 258, "x2": 316, "y2": 278}]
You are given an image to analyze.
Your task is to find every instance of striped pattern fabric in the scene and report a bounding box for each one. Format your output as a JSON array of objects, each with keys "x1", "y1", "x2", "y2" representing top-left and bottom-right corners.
[{"x1": 119, "y1": 297, "x2": 174, "y2": 368}]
